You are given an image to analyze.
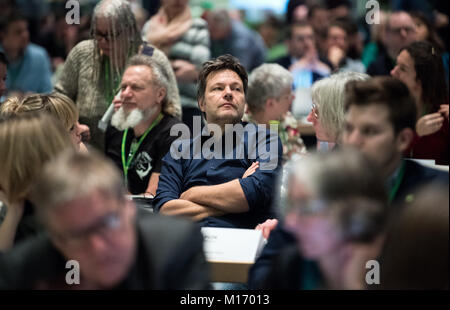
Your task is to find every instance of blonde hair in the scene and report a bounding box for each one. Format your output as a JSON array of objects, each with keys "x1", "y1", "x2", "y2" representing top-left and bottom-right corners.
[
  {"x1": 0, "y1": 92, "x2": 79, "y2": 131},
  {"x1": 311, "y1": 71, "x2": 369, "y2": 141},
  {"x1": 0, "y1": 114, "x2": 74, "y2": 203}
]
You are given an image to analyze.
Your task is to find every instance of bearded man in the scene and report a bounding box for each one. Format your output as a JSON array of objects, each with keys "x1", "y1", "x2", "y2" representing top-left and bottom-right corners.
[{"x1": 105, "y1": 54, "x2": 182, "y2": 196}]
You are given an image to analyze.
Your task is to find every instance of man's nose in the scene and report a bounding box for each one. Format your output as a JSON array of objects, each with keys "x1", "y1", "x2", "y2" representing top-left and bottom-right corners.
[
  {"x1": 223, "y1": 86, "x2": 233, "y2": 100},
  {"x1": 346, "y1": 130, "x2": 363, "y2": 147}
]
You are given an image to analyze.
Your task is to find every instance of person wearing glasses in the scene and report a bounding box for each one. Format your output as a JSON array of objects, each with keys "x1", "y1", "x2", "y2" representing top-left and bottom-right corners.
[
  {"x1": 55, "y1": 0, "x2": 181, "y2": 151},
  {"x1": 367, "y1": 11, "x2": 418, "y2": 76},
  {"x1": 306, "y1": 71, "x2": 369, "y2": 151},
  {"x1": 253, "y1": 149, "x2": 388, "y2": 290},
  {"x1": 0, "y1": 114, "x2": 74, "y2": 252},
  {"x1": 0, "y1": 150, "x2": 210, "y2": 289}
]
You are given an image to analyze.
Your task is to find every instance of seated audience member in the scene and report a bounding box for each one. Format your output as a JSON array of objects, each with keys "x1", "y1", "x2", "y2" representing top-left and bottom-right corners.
[
  {"x1": 376, "y1": 184, "x2": 449, "y2": 290},
  {"x1": 409, "y1": 11, "x2": 449, "y2": 85},
  {"x1": 306, "y1": 71, "x2": 369, "y2": 151},
  {"x1": 0, "y1": 114, "x2": 73, "y2": 252},
  {"x1": 142, "y1": 0, "x2": 210, "y2": 132},
  {"x1": 367, "y1": 11, "x2": 417, "y2": 76},
  {"x1": 248, "y1": 77, "x2": 449, "y2": 288},
  {"x1": 105, "y1": 54, "x2": 183, "y2": 196},
  {"x1": 273, "y1": 22, "x2": 331, "y2": 88},
  {"x1": 391, "y1": 41, "x2": 449, "y2": 165},
  {"x1": 325, "y1": 19, "x2": 366, "y2": 73},
  {"x1": 55, "y1": 0, "x2": 181, "y2": 151},
  {"x1": 342, "y1": 77, "x2": 448, "y2": 205},
  {"x1": 245, "y1": 63, "x2": 306, "y2": 160},
  {"x1": 205, "y1": 9, "x2": 266, "y2": 72},
  {"x1": 0, "y1": 150, "x2": 210, "y2": 289},
  {"x1": 307, "y1": 4, "x2": 329, "y2": 59},
  {"x1": 255, "y1": 149, "x2": 388, "y2": 289},
  {"x1": 0, "y1": 92, "x2": 88, "y2": 152},
  {"x1": 153, "y1": 55, "x2": 283, "y2": 229},
  {"x1": 0, "y1": 11, "x2": 52, "y2": 96},
  {"x1": 0, "y1": 51, "x2": 7, "y2": 100}
]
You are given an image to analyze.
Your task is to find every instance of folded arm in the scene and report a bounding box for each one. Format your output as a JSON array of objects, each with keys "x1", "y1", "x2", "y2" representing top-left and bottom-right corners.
[
  {"x1": 160, "y1": 199, "x2": 225, "y2": 221},
  {"x1": 180, "y1": 179, "x2": 249, "y2": 213}
]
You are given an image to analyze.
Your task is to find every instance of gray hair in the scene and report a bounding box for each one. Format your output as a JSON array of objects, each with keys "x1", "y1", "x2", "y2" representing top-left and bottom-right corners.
[
  {"x1": 126, "y1": 54, "x2": 179, "y2": 117},
  {"x1": 246, "y1": 63, "x2": 293, "y2": 113},
  {"x1": 311, "y1": 71, "x2": 369, "y2": 141},
  {"x1": 285, "y1": 148, "x2": 387, "y2": 242},
  {"x1": 30, "y1": 149, "x2": 126, "y2": 223},
  {"x1": 91, "y1": 0, "x2": 142, "y2": 97}
]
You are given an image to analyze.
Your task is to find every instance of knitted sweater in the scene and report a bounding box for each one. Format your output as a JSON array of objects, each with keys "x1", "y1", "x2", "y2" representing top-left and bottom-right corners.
[
  {"x1": 55, "y1": 40, "x2": 180, "y2": 150},
  {"x1": 143, "y1": 18, "x2": 210, "y2": 109}
]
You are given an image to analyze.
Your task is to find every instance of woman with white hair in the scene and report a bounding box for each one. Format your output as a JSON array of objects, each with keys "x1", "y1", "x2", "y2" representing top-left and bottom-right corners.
[
  {"x1": 245, "y1": 63, "x2": 306, "y2": 160},
  {"x1": 55, "y1": 0, "x2": 181, "y2": 150},
  {"x1": 306, "y1": 71, "x2": 369, "y2": 150}
]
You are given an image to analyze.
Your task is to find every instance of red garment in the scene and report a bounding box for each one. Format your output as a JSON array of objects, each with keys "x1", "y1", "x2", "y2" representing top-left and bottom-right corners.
[{"x1": 406, "y1": 117, "x2": 449, "y2": 165}]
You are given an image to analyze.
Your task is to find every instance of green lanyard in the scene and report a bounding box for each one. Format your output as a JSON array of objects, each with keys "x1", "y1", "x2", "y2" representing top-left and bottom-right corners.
[
  {"x1": 121, "y1": 113, "x2": 164, "y2": 186},
  {"x1": 104, "y1": 58, "x2": 120, "y2": 107},
  {"x1": 388, "y1": 160, "x2": 406, "y2": 204}
]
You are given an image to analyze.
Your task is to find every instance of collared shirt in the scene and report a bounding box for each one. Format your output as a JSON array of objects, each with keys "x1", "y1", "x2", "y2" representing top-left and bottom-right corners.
[{"x1": 153, "y1": 122, "x2": 283, "y2": 228}]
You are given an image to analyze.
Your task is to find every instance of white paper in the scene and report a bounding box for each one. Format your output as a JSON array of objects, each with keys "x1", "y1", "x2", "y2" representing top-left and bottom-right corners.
[{"x1": 201, "y1": 227, "x2": 267, "y2": 263}]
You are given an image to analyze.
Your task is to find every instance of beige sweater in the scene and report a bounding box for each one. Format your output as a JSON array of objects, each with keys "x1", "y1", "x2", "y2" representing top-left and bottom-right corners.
[{"x1": 55, "y1": 40, "x2": 181, "y2": 150}]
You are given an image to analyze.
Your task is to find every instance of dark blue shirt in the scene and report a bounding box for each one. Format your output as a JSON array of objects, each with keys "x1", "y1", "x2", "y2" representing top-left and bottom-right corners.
[{"x1": 153, "y1": 122, "x2": 283, "y2": 228}]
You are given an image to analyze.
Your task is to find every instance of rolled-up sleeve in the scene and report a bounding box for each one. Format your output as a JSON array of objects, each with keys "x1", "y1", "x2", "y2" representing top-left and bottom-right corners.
[
  {"x1": 239, "y1": 131, "x2": 282, "y2": 212},
  {"x1": 153, "y1": 152, "x2": 185, "y2": 212}
]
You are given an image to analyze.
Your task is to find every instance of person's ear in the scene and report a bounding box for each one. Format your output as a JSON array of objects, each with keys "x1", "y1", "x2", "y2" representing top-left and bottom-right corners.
[
  {"x1": 198, "y1": 97, "x2": 206, "y2": 112},
  {"x1": 156, "y1": 87, "x2": 166, "y2": 104},
  {"x1": 395, "y1": 127, "x2": 414, "y2": 153}
]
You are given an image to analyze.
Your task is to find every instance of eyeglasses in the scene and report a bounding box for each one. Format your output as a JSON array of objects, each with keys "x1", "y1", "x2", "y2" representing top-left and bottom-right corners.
[
  {"x1": 287, "y1": 198, "x2": 329, "y2": 216},
  {"x1": 388, "y1": 26, "x2": 416, "y2": 36},
  {"x1": 91, "y1": 29, "x2": 123, "y2": 42},
  {"x1": 51, "y1": 210, "x2": 123, "y2": 247},
  {"x1": 311, "y1": 103, "x2": 319, "y2": 119}
]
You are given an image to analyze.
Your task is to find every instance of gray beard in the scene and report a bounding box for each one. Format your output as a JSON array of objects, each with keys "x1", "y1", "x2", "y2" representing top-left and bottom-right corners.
[{"x1": 111, "y1": 107, "x2": 144, "y2": 131}]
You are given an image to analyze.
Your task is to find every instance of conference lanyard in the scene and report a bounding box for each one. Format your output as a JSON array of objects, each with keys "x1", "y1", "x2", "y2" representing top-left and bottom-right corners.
[
  {"x1": 388, "y1": 160, "x2": 406, "y2": 204},
  {"x1": 121, "y1": 113, "x2": 163, "y2": 186}
]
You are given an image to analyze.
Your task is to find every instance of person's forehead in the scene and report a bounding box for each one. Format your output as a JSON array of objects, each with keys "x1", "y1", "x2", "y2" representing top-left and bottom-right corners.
[
  {"x1": 123, "y1": 65, "x2": 153, "y2": 83},
  {"x1": 329, "y1": 26, "x2": 346, "y2": 36},
  {"x1": 206, "y1": 69, "x2": 243, "y2": 85},
  {"x1": 348, "y1": 103, "x2": 391, "y2": 123},
  {"x1": 293, "y1": 25, "x2": 313, "y2": 35},
  {"x1": 7, "y1": 19, "x2": 27, "y2": 31},
  {"x1": 390, "y1": 13, "x2": 414, "y2": 27},
  {"x1": 50, "y1": 190, "x2": 118, "y2": 230}
]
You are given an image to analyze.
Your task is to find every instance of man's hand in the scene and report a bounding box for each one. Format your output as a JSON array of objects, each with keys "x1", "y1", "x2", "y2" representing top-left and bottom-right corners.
[
  {"x1": 79, "y1": 124, "x2": 91, "y2": 143},
  {"x1": 113, "y1": 96, "x2": 123, "y2": 112},
  {"x1": 328, "y1": 45, "x2": 345, "y2": 69},
  {"x1": 243, "y1": 161, "x2": 259, "y2": 178},
  {"x1": 255, "y1": 218, "x2": 278, "y2": 239},
  {"x1": 416, "y1": 112, "x2": 445, "y2": 137}
]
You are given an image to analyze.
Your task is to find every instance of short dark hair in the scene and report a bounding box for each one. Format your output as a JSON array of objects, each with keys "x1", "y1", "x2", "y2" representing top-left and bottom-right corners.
[
  {"x1": 197, "y1": 54, "x2": 248, "y2": 103},
  {"x1": 400, "y1": 41, "x2": 448, "y2": 113},
  {"x1": 344, "y1": 77, "x2": 417, "y2": 134},
  {"x1": 288, "y1": 21, "x2": 313, "y2": 39},
  {"x1": 0, "y1": 11, "x2": 27, "y2": 34},
  {"x1": 0, "y1": 51, "x2": 8, "y2": 66}
]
